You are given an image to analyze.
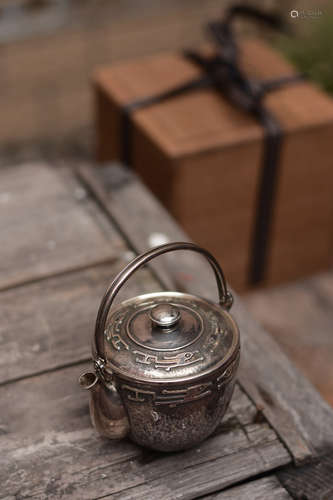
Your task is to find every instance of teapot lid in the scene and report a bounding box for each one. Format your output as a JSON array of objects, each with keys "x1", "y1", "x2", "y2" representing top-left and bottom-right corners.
[{"x1": 103, "y1": 290, "x2": 239, "y2": 383}]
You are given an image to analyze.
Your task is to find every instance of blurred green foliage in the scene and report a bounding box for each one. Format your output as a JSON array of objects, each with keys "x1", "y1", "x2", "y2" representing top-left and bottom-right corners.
[{"x1": 276, "y1": 10, "x2": 333, "y2": 95}]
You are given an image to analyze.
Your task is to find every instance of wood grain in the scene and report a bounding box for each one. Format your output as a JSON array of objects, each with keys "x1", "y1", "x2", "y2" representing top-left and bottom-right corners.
[
  {"x1": 0, "y1": 370, "x2": 290, "y2": 499},
  {"x1": 0, "y1": 262, "x2": 161, "y2": 385},
  {"x1": 278, "y1": 449, "x2": 333, "y2": 500},
  {"x1": 0, "y1": 162, "x2": 293, "y2": 500},
  {"x1": 203, "y1": 476, "x2": 291, "y2": 499},
  {"x1": 245, "y1": 271, "x2": 333, "y2": 407},
  {"x1": 3, "y1": 162, "x2": 333, "y2": 499},
  {"x1": 79, "y1": 163, "x2": 333, "y2": 463},
  {"x1": 0, "y1": 163, "x2": 125, "y2": 291}
]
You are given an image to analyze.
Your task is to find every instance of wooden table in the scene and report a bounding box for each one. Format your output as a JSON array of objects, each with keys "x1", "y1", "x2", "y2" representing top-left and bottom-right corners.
[
  {"x1": 1, "y1": 161, "x2": 333, "y2": 499},
  {"x1": 245, "y1": 269, "x2": 333, "y2": 408}
]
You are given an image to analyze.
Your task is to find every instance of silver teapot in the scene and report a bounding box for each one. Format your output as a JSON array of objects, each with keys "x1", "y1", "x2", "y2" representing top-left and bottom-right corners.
[{"x1": 79, "y1": 242, "x2": 240, "y2": 452}]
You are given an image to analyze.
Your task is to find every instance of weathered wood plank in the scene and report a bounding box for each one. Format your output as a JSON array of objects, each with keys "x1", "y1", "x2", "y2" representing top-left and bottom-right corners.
[
  {"x1": 0, "y1": 163, "x2": 125, "y2": 291},
  {"x1": 203, "y1": 476, "x2": 291, "y2": 499},
  {"x1": 77, "y1": 163, "x2": 177, "y2": 291},
  {"x1": 0, "y1": 161, "x2": 292, "y2": 498},
  {"x1": 0, "y1": 261, "x2": 161, "y2": 385},
  {"x1": 108, "y1": 442, "x2": 289, "y2": 500},
  {"x1": 278, "y1": 449, "x2": 333, "y2": 500},
  {"x1": 77, "y1": 163, "x2": 333, "y2": 463},
  {"x1": 0, "y1": 369, "x2": 290, "y2": 499},
  {"x1": 245, "y1": 271, "x2": 333, "y2": 407}
]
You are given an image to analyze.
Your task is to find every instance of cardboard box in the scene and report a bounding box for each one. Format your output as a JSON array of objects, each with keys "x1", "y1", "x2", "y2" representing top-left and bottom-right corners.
[{"x1": 94, "y1": 39, "x2": 333, "y2": 291}]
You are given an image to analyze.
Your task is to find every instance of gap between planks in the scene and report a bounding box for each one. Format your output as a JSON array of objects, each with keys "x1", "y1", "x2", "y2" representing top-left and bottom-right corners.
[
  {"x1": 0, "y1": 258, "x2": 162, "y2": 385},
  {"x1": 0, "y1": 255, "x2": 118, "y2": 294},
  {"x1": 0, "y1": 163, "x2": 126, "y2": 292}
]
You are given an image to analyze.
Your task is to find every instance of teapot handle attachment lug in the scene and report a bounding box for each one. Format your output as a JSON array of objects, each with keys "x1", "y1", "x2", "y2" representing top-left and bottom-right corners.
[{"x1": 94, "y1": 241, "x2": 233, "y2": 363}]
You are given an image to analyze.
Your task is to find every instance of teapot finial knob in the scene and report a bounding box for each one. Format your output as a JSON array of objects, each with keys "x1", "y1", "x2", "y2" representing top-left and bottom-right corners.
[{"x1": 149, "y1": 303, "x2": 181, "y2": 328}]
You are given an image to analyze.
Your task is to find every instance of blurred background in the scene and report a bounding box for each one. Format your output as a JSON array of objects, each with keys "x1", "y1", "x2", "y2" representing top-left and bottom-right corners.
[{"x1": 0, "y1": 0, "x2": 331, "y2": 164}]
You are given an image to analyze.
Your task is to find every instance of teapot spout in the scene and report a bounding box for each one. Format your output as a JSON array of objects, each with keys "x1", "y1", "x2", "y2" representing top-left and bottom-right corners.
[{"x1": 79, "y1": 372, "x2": 129, "y2": 440}]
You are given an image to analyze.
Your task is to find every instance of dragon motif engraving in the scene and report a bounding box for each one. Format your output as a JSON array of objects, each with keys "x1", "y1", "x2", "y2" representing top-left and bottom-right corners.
[
  {"x1": 111, "y1": 333, "x2": 129, "y2": 351},
  {"x1": 156, "y1": 383, "x2": 213, "y2": 407},
  {"x1": 121, "y1": 382, "x2": 213, "y2": 407},
  {"x1": 133, "y1": 349, "x2": 203, "y2": 371},
  {"x1": 122, "y1": 385, "x2": 155, "y2": 402},
  {"x1": 105, "y1": 314, "x2": 129, "y2": 350},
  {"x1": 216, "y1": 350, "x2": 240, "y2": 390}
]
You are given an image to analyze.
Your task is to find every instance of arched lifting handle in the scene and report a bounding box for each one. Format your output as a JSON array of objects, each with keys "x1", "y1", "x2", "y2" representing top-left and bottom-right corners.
[{"x1": 94, "y1": 242, "x2": 233, "y2": 361}]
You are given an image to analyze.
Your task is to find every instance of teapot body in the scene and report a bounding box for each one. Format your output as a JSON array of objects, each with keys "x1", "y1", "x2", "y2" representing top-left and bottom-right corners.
[
  {"x1": 113, "y1": 352, "x2": 239, "y2": 451},
  {"x1": 88, "y1": 352, "x2": 239, "y2": 451}
]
